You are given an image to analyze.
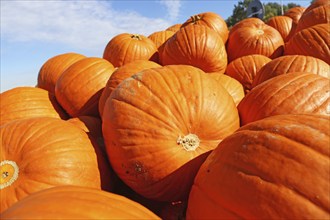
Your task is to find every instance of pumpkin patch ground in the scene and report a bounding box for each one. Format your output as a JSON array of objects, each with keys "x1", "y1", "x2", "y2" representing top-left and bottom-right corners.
[{"x1": 1, "y1": 1, "x2": 330, "y2": 219}]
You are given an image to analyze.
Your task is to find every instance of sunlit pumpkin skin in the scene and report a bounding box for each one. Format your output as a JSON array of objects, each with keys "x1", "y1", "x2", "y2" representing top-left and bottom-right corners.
[
  {"x1": 0, "y1": 185, "x2": 160, "y2": 219},
  {"x1": 98, "y1": 60, "x2": 161, "y2": 117},
  {"x1": 37, "y1": 52, "x2": 86, "y2": 94},
  {"x1": 103, "y1": 33, "x2": 158, "y2": 67},
  {"x1": 165, "y1": 23, "x2": 182, "y2": 32},
  {"x1": 161, "y1": 25, "x2": 228, "y2": 73},
  {"x1": 227, "y1": 23, "x2": 284, "y2": 62},
  {"x1": 295, "y1": 4, "x2": 330, "y2": 33},
  {"x1": 102, "y1": 65, "x2": 240, "y2": 201},
  {"x1": 284, "y1": 23, "x2": 330, "y2": 65},
  {"x1": 225, "y1": 54, "x2": 272, "y2": 94},
  {"x1": 55, "y1": 57, "x2": 115, "y2": 118},
  {"x1": 0, "y1": 117, "x2": 103, "y2": 213},
  {"x1": 238, "y1": 72, "x2": 330, "y2": 125},
  {"x1": 228, "y1": 17, "x2": 264, "y2": 37},
  {"x1": 209, "y1": 73, "x2": 245, "y2": 106},
  {"x1": 186, "y1": 114, "x2": 330, "y2": 219},
  {"x1": 252, "y1": 55, "x2": 330, "y2": 88},
  {"x1": 266, "y1": 15, "x2": 294, "y2": 42},
  {"x1": 0, "y1": 87, "x2": 68, "y2": 126},
  {"x1": 181, "y1": 11, "x2": 229, "y2": 43}
]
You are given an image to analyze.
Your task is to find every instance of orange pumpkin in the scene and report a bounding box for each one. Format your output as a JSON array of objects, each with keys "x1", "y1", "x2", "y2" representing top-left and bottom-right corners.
[
  {"x1": 238, "y1": 72, "x2": 330, "y2": 125},
  {"x1": 161, "y1": 25, "x2": 228, "y2": 73},
  {"x1": 148, "y1": 30, "x2": 175, "y2": 64},
  {"x1": 266, "y1": 15, "x2": 294, "y2": 42},
  {"x1": 181, "y1": 11, "x2": 229, "y2": 43},
  {"x1": 227, "y1": 23, "x2": 284, "y2": 62},
  {"x1": 303, "y1": 0, "x2": 329, "y2": 15},
  {"x1": 284, "y1": 6, "x2": 306, "y2": 25},
  {"x1": 103, "y1": 33, "x2": 158, "y2": 67},
  {"x1": 55, "y1": 57, "x2": 115, "y2": 117},
  {"x1": 98, "y1": 60, "x2": 161, "y2": 117},
  {"x1": 0, "y1": 87, "x2": 68, "y2": 126},
  {"x1": 228, "y1": 17, "x2": 264, "y2": 37},
  {"x1": 225, "y1": 54, "x2": 272, "y2": 94},
  {"x1": 186, "y1": 114, "x2": 330, "y2": 219},
  {"x1": 37, "y1": 52, "x2": 86, "y2": 94},
  {"x1": 0, "y1": 185, "x2": 160, "y2": 219},
  {"x1": 284, "y1": 23, "x2": 330, "y2": 65},
  {"x1": 0, "y1": 117, "x2": 104, "y2": 212},
  {"x1": 166, "y1": 23, "x2": 182, "y2": 32},
  {"x1": 102, "y1": 65, "x2": 239, "y2": 201},
  {"x1": 252, "y1": 55, "x2": 330, "y2": 88}
]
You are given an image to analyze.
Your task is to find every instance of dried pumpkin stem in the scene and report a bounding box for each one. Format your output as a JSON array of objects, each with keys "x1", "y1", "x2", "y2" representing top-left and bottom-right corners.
[
  {"x1": 191, "y1": 15, "x2": 201, "y2": 23},
  {"x1": 0, "y1": 160, "x2": 19, "y2": 189},
  {"x1": 131, "y1": 34, "x2": 141, "y2": 40},
  {"x1": 177, "y1": 133, "x2": 200, "y2": 151}
]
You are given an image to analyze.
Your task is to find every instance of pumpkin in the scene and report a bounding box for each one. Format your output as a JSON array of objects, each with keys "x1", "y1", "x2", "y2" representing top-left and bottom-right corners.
[
  {"x1": 226, "y1": 22, "x2": 284, "y2": 62},
  {"x1": 166, "y1": 23, "x2": 182, "y2": 32},
  {"x1": 228, "y1": 17, "x2": 264, "y2": 37},
  {"x1": 55, "y1": 57, "x2": 115, "y2": 118},
  {"x1": 252, "y1": 55, "x2": 330, "y2": 88},
  {"x1": 266, "y1": 15, "x2": 294, "y2": 42},
  {"x1": 103, "y1": 33, "x2": 158, "y2": 67},
  {"x1": 186, "y1": 114, "x2": 330, "y2": 219},
  {"x1": 225, "y1": 54, "x2": 272, "y2": 94},
  {"x1": 148, "y1": 30, "x2": 175, "y2": 65},
  {"x1": 161, "y1": 25, "x2": 228, "y2": 73},
  {"x1": 284, "y1": 23, "x2": 330, "y2": 65},
  {"x1": 208, "y1": 73, "x2": 245, "y2": 106},
  {"x1": 0, "y1": 185, "x2": 160, "y2": 219},
  {"x1": 294, "y1": 4, "x2": 330, "y2": 33},
  {"x1": 0, "y1": 117, "x2": 104, "y2": 212},
  {"x1": 283, "y1": 6, "x2": 306, "y2": 25},
  {"x1": 303, "y1": 0, "x2": 329, "y2": 15},
  {"x1": 98, "y1": 60, "x2": 161, "y2": 117},
  {"x1": 102, "y1": 65, "x2": 239, "y2": 201},
  {"x1": 0, "y1": 87, "x2": 68, "y2": 126},
  {"x1": 181, "y1": 11, "x2": 229, "y2": 43},
  {"x1": 238, "y1": 72, "x2": 330, "y2": 125},
  {"x1": 37, "y1": 52, "x2": 86, "y2": 94}
]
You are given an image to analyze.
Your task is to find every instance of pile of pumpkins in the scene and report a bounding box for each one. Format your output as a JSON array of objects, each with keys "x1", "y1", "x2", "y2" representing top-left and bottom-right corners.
[{"x1": 1, "y1": 0, "x2": 329, "y2": 219}]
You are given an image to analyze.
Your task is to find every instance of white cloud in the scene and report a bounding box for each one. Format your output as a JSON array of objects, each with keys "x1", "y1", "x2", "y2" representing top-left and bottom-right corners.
[
  {"x1": 0, "y1": 0, "x2": 174, "y2": 54},
  {"x1": 159, "y1": 0, "x2": 182, "y2": 21}
]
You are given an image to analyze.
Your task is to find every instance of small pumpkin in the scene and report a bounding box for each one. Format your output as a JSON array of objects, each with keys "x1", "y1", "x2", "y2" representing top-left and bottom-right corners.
[
  {"x1": 55, "y1": 57, "x2": 115, "y2": 117},
  {"x1": 238, "y1": 72, "x2": 330, "y2": 125},
  {"x1": 102, "y1": 65, "x2": 239, "y2": 201},
  {"x1": 0, "y1": 87, "x2": 68, "y2": 126},
  {"x1": 103, "y1": 33, "x2": 158, "y2": 67},
  {"x1": 186, "y1": 114, "x2": 330, "y2": 219},
  {"x1": 0, "y1": 185, "x2": 160, "y2": 219},
  {"x1": 161, "y1": 25, "x2": 228, "y2": 73},
  {"x1": 0, "y1": 117, "x2": 104, "y2": 212},
  {"x1": 37, "y1": 52, "x2": 86, "y2": 94}
]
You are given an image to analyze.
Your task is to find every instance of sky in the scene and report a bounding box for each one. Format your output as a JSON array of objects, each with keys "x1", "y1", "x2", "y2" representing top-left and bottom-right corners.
[{"x1": 1, "y1": 0, "x2": 311, "y2": 93}]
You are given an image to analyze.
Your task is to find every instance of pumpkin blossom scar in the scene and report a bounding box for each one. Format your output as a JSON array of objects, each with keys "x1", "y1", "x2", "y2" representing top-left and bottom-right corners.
[{"x1": 0, "y1": 160, "x2": 19, "y2": 189}]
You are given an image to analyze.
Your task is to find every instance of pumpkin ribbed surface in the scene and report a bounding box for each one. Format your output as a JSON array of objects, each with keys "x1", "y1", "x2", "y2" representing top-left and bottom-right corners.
[
  {"x1": 0, "y1": 185, "x2": 160, "y2": 219},
  {"x1": 186, "y1": 114, "x2": 330, "y2": 219},
  {"x1": 238, "y1": 72, "x2": 330, "y2": 125},
  {"x1": 266, "y1": 15, "x2": 293, "y2": 42},
  {"x1": 0, "y1": 117, "x2": 102, "y2": 213},
  {"x1": 102, "y1": 65, "x2": 239, "y2": 201}
]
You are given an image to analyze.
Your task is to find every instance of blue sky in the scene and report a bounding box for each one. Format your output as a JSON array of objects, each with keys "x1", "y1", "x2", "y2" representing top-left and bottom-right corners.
[{"x1": 1, "y1": 0, "x2": 311, "y2": 92}]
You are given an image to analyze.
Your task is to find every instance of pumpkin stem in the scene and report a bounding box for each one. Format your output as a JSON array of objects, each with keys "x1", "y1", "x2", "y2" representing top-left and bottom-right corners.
[
  {"x1": 191, "y1": 15, "x2": 201, "y2": 23},
  {"x1": 177, "y1": 134, "x2": 200, "y2": 151},
  {"x1": 131, "y1": 34, "x2": 141, "y2": 40},
  {"x1": 0, "y1": 160, "x2": 19, "y2": 190}
]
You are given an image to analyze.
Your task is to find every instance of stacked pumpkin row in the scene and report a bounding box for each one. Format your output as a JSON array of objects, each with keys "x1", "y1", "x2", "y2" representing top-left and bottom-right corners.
[{"x1": 1, "y1": 0, "x2": 329, "y2": 219}]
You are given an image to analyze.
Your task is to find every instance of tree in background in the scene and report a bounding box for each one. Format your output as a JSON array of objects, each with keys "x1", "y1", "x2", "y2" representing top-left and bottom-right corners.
[{"x1": 226, "y1": 0, "x2": 301, "y2": 28}]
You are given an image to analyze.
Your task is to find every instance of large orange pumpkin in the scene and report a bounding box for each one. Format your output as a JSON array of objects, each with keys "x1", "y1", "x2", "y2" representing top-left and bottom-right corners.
[
  {"x1": 55, "y1": 57, "x2": 115, "y2": 117},
  {"x1": 252, "y1": 55, "x2": 330, "y2": 88},
  {"x1": 0, "y1": 117, "x2": 104, "y2": 212},
  {"x1": 228, "y1": 17, "x2": 264, "y2": 37},
  {"x1": 227, "y1": 22, "x2": 284, "y2": 62},
  {"x1": 102, "y1": 65, "x2": 240, "y2": 201},
  {"x1": 0, "y1": 87, "x2": 68, "y2": 126},
  {"x1": 283, "y1": 6, "x2": 306, "y2": 25},
  {"x1": 165, "y1": 23, "x2": 182, "y2": 32},
  {"x1": 284, "y1": 23, "x2": 330, "y2": 65},
  {"x1": 186, "y1": 114, "x2": 330, "y2": 219},
  {"x1": 103, "y1": 33, "x2": 158, "y2": 67},
  {"x1": 0, "y1": 185, "x2": 160, "y2": 219},
  {"x1": 225, "y1": 54, "x2": 272, "y2": 94},
  {"x1": 98, "y1": 60, "x2": 161, "y2": 117},
  {"x1": 266, "y1": 15, "x2": 294, "y2": 42},
  {"x1": 181, "y1": 11, "x2": 229, "y2": 43},
  {"x1": 303, "y1": 0, "x2": 329, "y2": 15},
  {"x1": 37, "y1": 52, "x2": 86, "y2": 94},
  {"x1": 148, "y1": 30, "x2": 175, "y2": 64},
  {"x1": 238, "y1": 72, "x2": 330, "y2": 125},
  {"x1": 161, "y1": 25, "x2": 227, "y2": 73}
]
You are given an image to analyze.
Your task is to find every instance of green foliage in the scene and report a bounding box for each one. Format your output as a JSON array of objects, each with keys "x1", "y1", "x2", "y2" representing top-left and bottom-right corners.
[{"x1": 225, "y1": 0, "x2": 301, "y2": 28}]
